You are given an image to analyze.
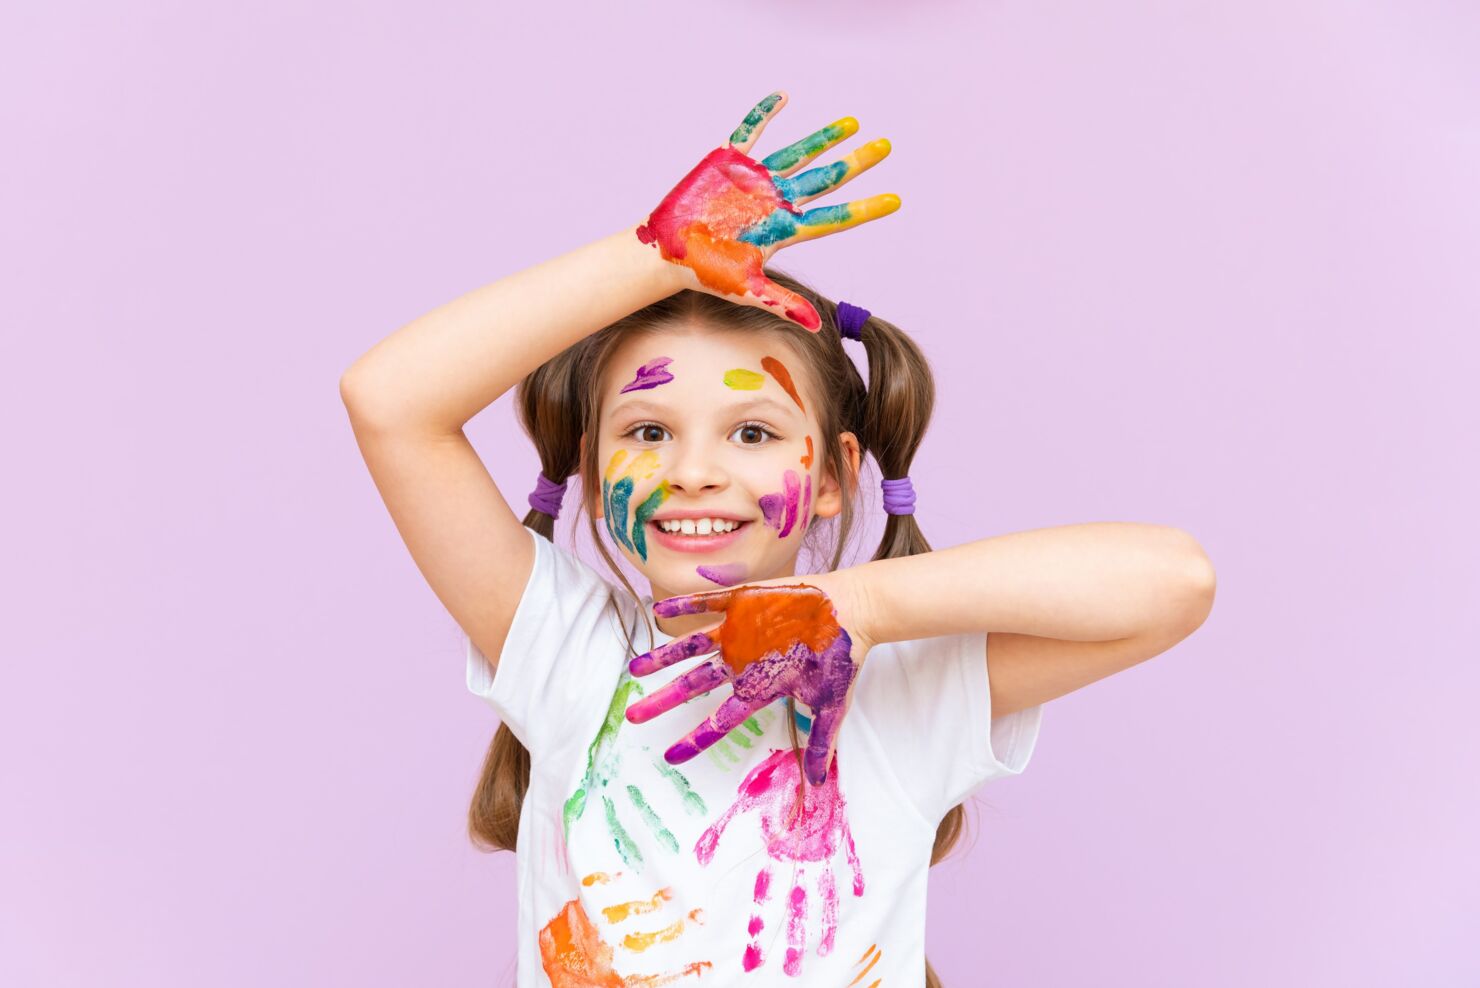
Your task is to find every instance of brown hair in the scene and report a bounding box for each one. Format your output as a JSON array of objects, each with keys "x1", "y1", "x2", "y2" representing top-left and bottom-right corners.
[{"x1": 468, "y1": 267, "x2": 971, "y2": 988}]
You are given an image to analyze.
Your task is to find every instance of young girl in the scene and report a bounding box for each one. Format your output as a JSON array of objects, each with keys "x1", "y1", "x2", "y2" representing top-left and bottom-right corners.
[{"x1": 342, "y1": 91, "x2": 1216, "y2": 987}]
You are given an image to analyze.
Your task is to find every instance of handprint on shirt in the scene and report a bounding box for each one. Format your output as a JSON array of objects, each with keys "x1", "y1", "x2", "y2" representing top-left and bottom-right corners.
[
  {"x1": 695, "y1": 746, "x2": 864, "y2": 976},
  {"x1": 539, "y1": 892, "x2": 711, "y2": 987},
  {"x1": 635, "y1": 90, "x2": 899, "y2": 332},
  {"x1": 624, "y1": 584, "x2": 861, "y2": 786},
  {"x1": 564, "y1": 667, "x2": 708, "y2": 870}
]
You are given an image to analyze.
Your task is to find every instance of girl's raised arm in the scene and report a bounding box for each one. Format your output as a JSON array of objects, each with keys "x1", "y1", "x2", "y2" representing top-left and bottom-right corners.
[
  {"x1": 339, "y1": 227, "x2": 681, "y2": 666},
  {"x1": 339, "y1": 90, "x2": 900, "y2": 670}
]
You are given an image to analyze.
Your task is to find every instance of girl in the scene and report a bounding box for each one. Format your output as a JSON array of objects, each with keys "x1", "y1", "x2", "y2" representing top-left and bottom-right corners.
[{"x1": 342, "y1": 91, "x2": 1216, "y2": 987}]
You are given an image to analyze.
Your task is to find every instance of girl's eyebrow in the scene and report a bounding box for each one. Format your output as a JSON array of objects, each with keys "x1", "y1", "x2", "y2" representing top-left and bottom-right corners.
[{"x1": 612, "y1": 396, "x2": 797, "y2": 419}]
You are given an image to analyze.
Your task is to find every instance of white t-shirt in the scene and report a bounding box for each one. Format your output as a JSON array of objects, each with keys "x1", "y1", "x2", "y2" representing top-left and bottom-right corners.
[{"x1": 464, "y1": 525, "x2": 1043, "y2": 986}]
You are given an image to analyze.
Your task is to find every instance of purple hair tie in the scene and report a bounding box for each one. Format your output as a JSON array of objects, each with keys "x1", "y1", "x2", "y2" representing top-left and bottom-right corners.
[
  {"x1": 880, "y1": 476, "x2": 916, "y2": 516},
  {"x1": 528, "y1": 471, "x2": 568, "y2": 519},
  {"x1": 836, "y1": 300, "x2": 870, "y2": 341}
]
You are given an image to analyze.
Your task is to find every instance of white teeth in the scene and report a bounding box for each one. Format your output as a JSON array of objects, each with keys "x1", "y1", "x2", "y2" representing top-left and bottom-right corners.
[{"x1": 657, "y1": 518, "x2": 740, "y2": 535}]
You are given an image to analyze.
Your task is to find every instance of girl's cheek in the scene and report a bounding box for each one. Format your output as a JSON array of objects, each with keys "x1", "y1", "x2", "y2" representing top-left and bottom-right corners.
[
  {"x1": 755, "y1": 432, "x2": 815, "y2": 540},
  {"x1": 602, "y1": 450, "x2": 672, "y2": 563}
]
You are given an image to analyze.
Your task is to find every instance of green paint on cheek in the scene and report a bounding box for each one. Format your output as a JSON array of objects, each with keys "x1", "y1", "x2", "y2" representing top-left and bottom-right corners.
[
  {"x1": 629, "y1": 480, "x2": 672, "y2": 561},
  {"x1": 723, "y1": 368, "x2": 765, "y2": 390}
]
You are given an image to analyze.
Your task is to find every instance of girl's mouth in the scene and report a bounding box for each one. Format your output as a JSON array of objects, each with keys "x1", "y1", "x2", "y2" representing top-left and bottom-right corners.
[{"x1": 647, "y1": 520, "x2": 750, "y2": 554}]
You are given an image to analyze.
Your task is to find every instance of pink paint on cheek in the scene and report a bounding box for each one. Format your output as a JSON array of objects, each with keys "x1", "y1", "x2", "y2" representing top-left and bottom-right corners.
[
  {"x1": 800, "y1": 474, "x2": 812, "y2": 530},
  {"x1": 778, "y1": 470, "x2": 801, "y2": 537}
]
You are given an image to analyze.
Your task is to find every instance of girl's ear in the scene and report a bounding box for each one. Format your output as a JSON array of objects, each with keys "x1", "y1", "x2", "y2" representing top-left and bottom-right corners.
[{"x1": 812, "y1": 432, "x2": 861, "y2": 520}]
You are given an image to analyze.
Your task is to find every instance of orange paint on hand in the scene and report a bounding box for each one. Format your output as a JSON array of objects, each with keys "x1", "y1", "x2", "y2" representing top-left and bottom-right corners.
[
  {"x1": 761, "y1": 356, "x2": 805, "y2": 413},
  {"x1": 711, "y1": 585, "x2": 841, "y2": 677}
]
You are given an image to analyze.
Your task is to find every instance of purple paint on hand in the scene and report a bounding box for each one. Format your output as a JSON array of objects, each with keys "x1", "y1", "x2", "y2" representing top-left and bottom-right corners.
[{"x1": 618, "y1": 356, "x2": 675, "y2": 393}]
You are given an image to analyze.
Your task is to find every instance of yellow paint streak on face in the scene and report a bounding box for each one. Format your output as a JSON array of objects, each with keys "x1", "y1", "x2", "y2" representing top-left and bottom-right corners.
[
  {"x1": 723, "y1": 367, "x2": 765, "y2": 390},
  {"x1": 604, "y1": 450, "x2": 627, "y2": 479},
  {"x1": 625, "y1": 450, "x2": 661, "y2": 480},
  {"x1": 600, "y1": 887, "x2": 673, "y2": 924}
]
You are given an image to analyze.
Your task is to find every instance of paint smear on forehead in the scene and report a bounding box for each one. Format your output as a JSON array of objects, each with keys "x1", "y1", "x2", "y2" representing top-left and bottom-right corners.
[
  {"x1": 723, "y1": 368, "x2": 765, "y2": 390},
  {"x1": 696, "y1": 563, "x2": 749, "y2": 587},
  {"x1": 619, "y1": 356, "x2": 676, "y2": 394},
  {"x1": 760, "y1": 356, "x2": 805, "y2": 413}
]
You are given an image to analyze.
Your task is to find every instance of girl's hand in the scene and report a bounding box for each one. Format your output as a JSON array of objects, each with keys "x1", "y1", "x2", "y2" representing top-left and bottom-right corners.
[
  {"x1": 636, "y1": 90, "x2": 900, "y2": 332},
  {"x1": 623, "y1": 575, "x2": 875, "y2": 786}
]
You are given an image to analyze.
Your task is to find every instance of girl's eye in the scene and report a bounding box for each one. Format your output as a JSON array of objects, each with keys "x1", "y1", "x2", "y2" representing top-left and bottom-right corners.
[
  {"x1": 624, "y1": 422, "x2": 671, "y2": 443},
  {"x1": 730, "y1": 421, "x2": 781, "y2": 446}
]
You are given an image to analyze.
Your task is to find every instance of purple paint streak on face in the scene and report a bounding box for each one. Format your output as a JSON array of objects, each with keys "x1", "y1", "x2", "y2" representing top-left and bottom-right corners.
[
  {"x1": 618, "y1": 356, "x2": 675, "y2": 394},
  {"x1": 759, "y1": 493, "x2": 785, "y2": 531},
  {"x1": 777, "y1": 470, "x2": 800, "y2": 537},
  {"x1": 800, "y1": 474, "x2": 812, "y2": 531},
  {"x1": 697, "y1": 563, "x2": 748, "y2": 587}
]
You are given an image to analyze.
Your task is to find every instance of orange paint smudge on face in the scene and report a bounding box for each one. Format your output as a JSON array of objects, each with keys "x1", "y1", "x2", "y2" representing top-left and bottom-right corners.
[
  {"x1": 602, "y1": 887, "x2": 674, "y2": 924},
  {"x1": 800, "y1": 435, "x2": 814, "y2": 469},
  {"x1": 713, "y1": 586, "x2": 841, "y2": 677},
  {"x1": 760, "y1": 356, "x2": 805, "y2": 413}
]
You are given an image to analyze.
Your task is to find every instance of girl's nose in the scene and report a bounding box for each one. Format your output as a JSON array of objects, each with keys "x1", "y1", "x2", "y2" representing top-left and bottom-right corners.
[{"x1": 662, "y1": 448, "x2": 729, "y2": 496}]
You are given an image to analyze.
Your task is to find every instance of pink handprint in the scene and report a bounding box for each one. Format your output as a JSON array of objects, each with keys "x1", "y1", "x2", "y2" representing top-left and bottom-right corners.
[
  {"x1": 623, "y1": 584, "x2": 861, "y2": 786},
  {"x1": 695, "y1": 746, "x2": 864, "y2": 976},
  {"x1": 635, "y1": 90, "x2": 899, "y2": 332}
]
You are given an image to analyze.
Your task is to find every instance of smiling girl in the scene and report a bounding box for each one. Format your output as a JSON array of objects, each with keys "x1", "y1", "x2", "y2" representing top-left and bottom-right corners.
[{"x1": 341, "y1": 91, "x2": 1215, "y2": 987}]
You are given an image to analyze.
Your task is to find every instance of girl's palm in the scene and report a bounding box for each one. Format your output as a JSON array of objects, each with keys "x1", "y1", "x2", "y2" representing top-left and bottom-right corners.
[
  {"x1": 623, "y1": 583, "x2": 865, "y2": 786},
  {"x1": 636, "y1": 91, "x2": 900, "y2": 331}
]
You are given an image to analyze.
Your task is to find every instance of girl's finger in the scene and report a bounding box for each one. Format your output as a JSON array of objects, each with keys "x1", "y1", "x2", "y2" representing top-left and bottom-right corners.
[
  {"x1": 662, "y1": 693, "x2": 771, "y2": 766},
  {"x1": 729, "y1": 91, "x2": 788, "y2": 156},
  {"x1": 624, "y1": 658, "x2": 729, "y2": 725},
  {"x1": 760, "y1": 116, "x2": 860, "y2": 178},
  {"x1": 802, "y1": 701, "x2": 845, "y2": 786},
  {"x1": 744, "y1": 274, "x2": 823, "y2": 333},
  {"x1": 653, "y1": 588, "x2": 736, "y2": 618},
  {"x1": 766, "y1": 193, "x2": 903, "y2": 251},
  {"x1": 774, "y1": 138, "x2": 893, "y2": 206},
  {"x1": 629, "y1": 630, "x2": 719, "y2": 677}
]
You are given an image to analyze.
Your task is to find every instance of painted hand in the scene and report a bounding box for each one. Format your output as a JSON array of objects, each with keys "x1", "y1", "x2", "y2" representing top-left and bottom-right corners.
[
  {"x1": 623, "y1": 583, "x2": 862, "y2": 786},
  {"x1": 635, "y1": 90, "x2": 900, "y2": 332}
]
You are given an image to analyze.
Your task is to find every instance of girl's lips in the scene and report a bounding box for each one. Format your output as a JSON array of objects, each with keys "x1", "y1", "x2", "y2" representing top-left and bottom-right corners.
[{"x1": 648, "y1": 521, "x2": 750, "y2": 554}]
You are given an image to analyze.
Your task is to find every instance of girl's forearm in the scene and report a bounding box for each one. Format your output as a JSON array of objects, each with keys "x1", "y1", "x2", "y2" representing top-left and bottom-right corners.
[
  {"x1": 856, "y1": 523, "x2": 1215, "y2": 647},
  {"x1": 341, "y1": 224, "x2": 680, "y2": 431}
]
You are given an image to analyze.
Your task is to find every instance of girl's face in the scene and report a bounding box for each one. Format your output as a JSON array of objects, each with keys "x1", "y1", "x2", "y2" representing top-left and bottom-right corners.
[{"x1": 592, "y1": 323, "x2": 856, "y2": 602}]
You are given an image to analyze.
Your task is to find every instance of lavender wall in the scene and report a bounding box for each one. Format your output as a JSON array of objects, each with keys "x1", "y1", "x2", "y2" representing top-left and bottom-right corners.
[{"x1": 4, "y1": 2, "x2": 1475, "y2": 984}]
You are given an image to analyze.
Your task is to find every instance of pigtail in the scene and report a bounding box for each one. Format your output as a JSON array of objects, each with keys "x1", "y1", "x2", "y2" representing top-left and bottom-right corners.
[
  {"x1": 849, "y1": 309, "x2": 935, "y2": 561},
  {"x1": 468, "y1": 340, "x2": 591, "y2": 853}
]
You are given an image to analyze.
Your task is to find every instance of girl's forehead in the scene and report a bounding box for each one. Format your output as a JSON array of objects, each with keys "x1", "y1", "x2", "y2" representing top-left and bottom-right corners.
[{"x1": 600, "y1": 327, "x2": 815, "y2": 415}]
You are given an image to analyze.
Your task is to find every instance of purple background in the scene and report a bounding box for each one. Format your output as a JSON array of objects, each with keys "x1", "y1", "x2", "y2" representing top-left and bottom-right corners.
[{"x1": 5, "y1": 2, "x2": 1476, "y2": 985}]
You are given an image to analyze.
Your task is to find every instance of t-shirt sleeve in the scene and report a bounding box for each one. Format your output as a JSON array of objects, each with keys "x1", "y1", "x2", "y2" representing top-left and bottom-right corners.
[
  {"x1": 852, "y1": 630, "x2": 1043, "y2": 824},
  {"x1": 463, "y1": 525, "x2": 633, "y2": 760}
]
